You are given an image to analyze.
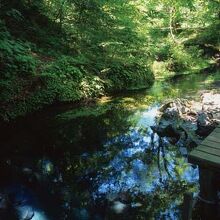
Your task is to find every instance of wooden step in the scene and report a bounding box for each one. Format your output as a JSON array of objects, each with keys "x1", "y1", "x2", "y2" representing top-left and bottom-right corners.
[{"x1": 188, "y1": 125, "x2": 220, "y2": 169}]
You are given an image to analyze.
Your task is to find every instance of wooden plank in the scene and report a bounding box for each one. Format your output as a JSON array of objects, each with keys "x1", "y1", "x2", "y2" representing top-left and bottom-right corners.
[
  {"x1": 188, "y1": 126, "x2": 220, "y2": 169},
  {"x1": 206, "y1": 134, "x2": 220, "y2": 144},
  {"x1": 201, "y1": 139, "x2": 220, "y2": 149},
  {"x1": 212, "y1": 131, "x2": 220, "y2": 137},
  {"x1": 197, "y1": 144, "x2": 220, "y2": 157},
  {"x1": 189, "y1": 148, "x2": 220, "y2": 165},
  {"x1": 188, "y1": 149, "x2": 220, "y2": 169},
  {"x1": 213, "y1": 127, "x2": 220, "y2": 133}
]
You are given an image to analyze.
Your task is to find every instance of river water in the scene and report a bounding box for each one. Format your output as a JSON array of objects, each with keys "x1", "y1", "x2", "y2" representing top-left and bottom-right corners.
[{"x1": 0, "y1": 73, "x2": 219, "y2": 220}]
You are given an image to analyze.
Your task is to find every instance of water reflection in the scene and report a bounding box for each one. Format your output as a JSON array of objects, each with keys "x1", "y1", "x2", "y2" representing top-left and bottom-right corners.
[
  {"x1": 66, "y1": 105, "x2": 199, "y2": 219},
  {"x1": 1, "y1": 72, "x2": 219, "y2": 219}
]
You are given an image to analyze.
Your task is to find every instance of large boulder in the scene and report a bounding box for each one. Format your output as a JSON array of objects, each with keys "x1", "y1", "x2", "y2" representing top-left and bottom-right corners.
[{"x1": 196, "y1": 111, "x2": 218, "y2": 136}]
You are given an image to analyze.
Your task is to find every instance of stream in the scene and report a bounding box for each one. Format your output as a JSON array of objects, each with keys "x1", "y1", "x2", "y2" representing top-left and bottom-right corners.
[{"x1": 0, "y1": 72, "x2": 220, "y2": 220}]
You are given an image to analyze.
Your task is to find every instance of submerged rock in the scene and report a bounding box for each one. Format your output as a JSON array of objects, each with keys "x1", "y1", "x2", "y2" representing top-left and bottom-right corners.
[
  {"x1": 151, "y1": 124, "x2": 180, "y2": 139},
  {"x1": 17, "y1": 205, "x2": 34, "y2": 220},
  {"x1": 110, "y1": 201, "x2": 127, "y2": 214}
]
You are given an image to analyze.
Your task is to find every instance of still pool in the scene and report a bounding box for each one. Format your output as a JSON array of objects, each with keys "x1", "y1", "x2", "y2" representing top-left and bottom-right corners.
[{"x1": 0, "y1": 72, "x2": 219, "y2": 219}]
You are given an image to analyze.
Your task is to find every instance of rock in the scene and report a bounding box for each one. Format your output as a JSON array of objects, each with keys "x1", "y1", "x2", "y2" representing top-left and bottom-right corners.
[
  {"x1": 163, "y1": 106, "x2": 180, "y2": 119},
  {"x1": 111, "y1": 201, "x2": 127, "y2": 214},
  {"x1": 197, "y1": 112, "x2": 212, "y2": 126},
  {"x1": 17, "y1": 205, "x2": 34, "y2": 220},
  {"x1": 202, "y1": 93, "x2": 220, "y2": 105},
  {"x1": 181, "y1": 106, "x2": 187, "y2": 114},
  {"x1": 196, "y1": 111, "x2": 218, "y2": 136},
  {"x1": 201, "y1": 92, "x2": 220, "y2": 115},
  {"x1": 160, "y1": 99, "x2": 192, "y2": 118},
  {"x1": 176, "y1": 132, "x2": 187, "y2": 148},
  {"x1": 155, "y1": 95, "x2": 220, "y2": 152},
  {"x1": 179, "y1": 125, "x2": 201, "y2": 148},
  {"x1": 159, "y1": 101, "x2": 173, "y2": 112},
  {"x1": 151, "y1": 124, "x2": 180, "y2": 141},
  {"x1": 188, "y1": 110, "x2": 197, "y2": 117},
  {"x1": 186, "y1": 137, "x2": 199, "y2": 149},
  {"x1": 156, "y1": 98, "x2": 212, "y2": 148},
  {"x1": 213, "y1": 112, "x2": 220, "y2": 122},
  {"x1": 196, "y1": 124, "x2": 217, "y2": 136}
]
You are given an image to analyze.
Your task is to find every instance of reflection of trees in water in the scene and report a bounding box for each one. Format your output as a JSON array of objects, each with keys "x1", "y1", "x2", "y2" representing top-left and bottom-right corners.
[
  {"x1": 156, "y1": 136, "x2": 172, "y2": 182},
  {"x1": 0, "y1": 72, "x2": 217, "y2": 219},
  {"x1": 50, "y1": 103, "x2": 143, "y2": 167},
  {"x1": 0, "y1": 103, "x2": 198, "y2": 219},
  {"x1": 60, "y1": 123, "x2": 198, "y2": 219}
]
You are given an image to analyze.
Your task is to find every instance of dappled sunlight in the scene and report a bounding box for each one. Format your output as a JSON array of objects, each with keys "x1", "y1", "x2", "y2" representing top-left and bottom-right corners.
[
  {"x1": 98, "y1": 96, "x2": 113, "y2": 104},
  {"x1": 202, "y1": 92, "x2": 220, "y2": 106},
  {"x1": 0, "y1": 0, "x2": 219, "y2": 218},
  {"x1": 64, "y1": 103, "x2": 200, "y2": 217}
]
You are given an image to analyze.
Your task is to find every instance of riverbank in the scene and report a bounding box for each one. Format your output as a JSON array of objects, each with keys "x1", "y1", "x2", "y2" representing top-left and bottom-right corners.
[
  {"x1": 0, "y1": 26, "x2": 154, "y2": 121},
  {"x1": 152, "y1": 91, "x2": 220, "y2": 153},
  {"x1": 1, "y1": 1, "x2": 219, "y2": 121}
]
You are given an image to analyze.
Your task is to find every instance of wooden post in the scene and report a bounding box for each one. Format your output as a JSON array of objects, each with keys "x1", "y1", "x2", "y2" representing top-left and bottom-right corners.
[
  {"x1": 199, "y1": 167, "x2": 218, "y2": 219},
  {"x1": 182, "y1": 192, "x2": 193, "y2": 220}
]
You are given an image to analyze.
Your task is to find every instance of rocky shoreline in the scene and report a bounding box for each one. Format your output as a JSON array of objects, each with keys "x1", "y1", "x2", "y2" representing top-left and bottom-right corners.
[{"x1": 151, "y1": 92, "x2": 220, "y2": 150}]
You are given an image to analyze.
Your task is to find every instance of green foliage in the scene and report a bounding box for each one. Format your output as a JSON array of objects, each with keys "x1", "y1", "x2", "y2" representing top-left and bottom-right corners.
[
  {"x1": 0, "y1": 32, "x2": 37, "y2": 78},
  {"x1": 191, "y1": 22, "x2": 220, "y2": 47},
  {"x1": 41, "y1": 55, "x2": 106, "y2": 101},
  {"x1": 5, "y1": 9, "x2": 24, "y2": 21},
  {"x1": 106, "y1": 63, "x2": 154, "y2": 91},
  {"x1": 0, "y1": 0, "x2": 219, "y2": 120},
  {"x1": 0, "y1": 54, "x2": 107, "y2": 120},
  {"x1": 0, "y1": 21, "x2": 40, "y2": 119}
]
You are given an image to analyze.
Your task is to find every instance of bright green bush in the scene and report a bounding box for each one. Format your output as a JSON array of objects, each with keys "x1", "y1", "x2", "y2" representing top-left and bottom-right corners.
[
  {"x1": 40, "y1": 55, "x2": 106, "y2": 101},
  {"x1": 106, "y1": 63, "x2": 154, "y2": 91}
]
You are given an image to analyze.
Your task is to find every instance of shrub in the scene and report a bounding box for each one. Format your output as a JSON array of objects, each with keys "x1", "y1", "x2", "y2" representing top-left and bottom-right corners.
[{"x1": 106, "y1": 63, "x2": 154, "y2": 91}]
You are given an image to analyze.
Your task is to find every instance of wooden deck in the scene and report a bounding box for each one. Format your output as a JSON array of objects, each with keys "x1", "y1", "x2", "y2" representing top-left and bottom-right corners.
[
  {"x1": 187, "y1": 124, "x2": 220, "y2": 219},
  {"x1": 188, "y1": 124, "x2": 220, "y2": 170}
]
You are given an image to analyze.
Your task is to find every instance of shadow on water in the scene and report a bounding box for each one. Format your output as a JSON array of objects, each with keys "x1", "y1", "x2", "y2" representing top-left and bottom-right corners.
[{"x1": 0, "y1": 72, "x2": 219, "y2": 219}]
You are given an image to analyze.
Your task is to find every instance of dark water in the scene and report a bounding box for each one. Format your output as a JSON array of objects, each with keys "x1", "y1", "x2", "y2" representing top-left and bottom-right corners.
[{"x1": 0, "y1": 73, "x2": 220, "y2": 220}]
